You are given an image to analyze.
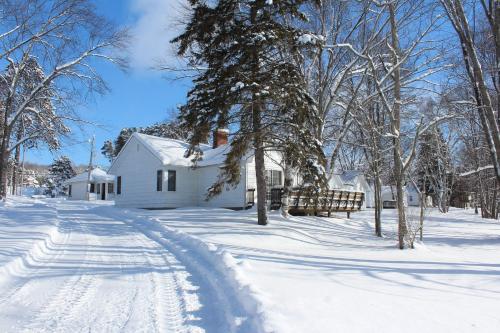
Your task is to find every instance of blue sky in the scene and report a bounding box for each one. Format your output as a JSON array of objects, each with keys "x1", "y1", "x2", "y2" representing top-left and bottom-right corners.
[{"x1": 26, "y1": 0, "x2": 190, "y2": 167}]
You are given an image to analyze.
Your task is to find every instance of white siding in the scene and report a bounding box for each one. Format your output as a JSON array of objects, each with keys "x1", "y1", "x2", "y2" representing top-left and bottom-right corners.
[
  {"x1": 163, "y1": 166, "x2": 198, "y2": 207},
  {"x1": 67, "y1": 181, "x2": 114, "y2": 201},
  {"x1": 109, "y1": 136, "x2": 200, "y2": 208},
  {"x1": 196, "y1": 165, "x2": 246, "y2": 209},
  {"x1": 109, "y1": 136, "x2": 168, "y2": 208},
  {"x1": 245, "y1": 151, "x2": 284, "y2": 203},
  {"x1": 68, "y1": 182, "x2": 88, "y2": 200}
]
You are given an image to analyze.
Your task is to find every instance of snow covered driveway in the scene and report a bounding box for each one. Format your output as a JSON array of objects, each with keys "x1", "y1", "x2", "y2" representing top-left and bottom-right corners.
[
  {"x1": 2, "y1": 198, "x2": 500, "y2": 333},
  {"x1": 0, "y1": 198, "x2": 263, "y2": 333}
]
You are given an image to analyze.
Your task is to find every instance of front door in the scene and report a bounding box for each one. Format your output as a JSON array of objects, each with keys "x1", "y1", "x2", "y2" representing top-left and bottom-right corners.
[{"x1": 101, "y1": 183, "x2": 106, "y2": 200}]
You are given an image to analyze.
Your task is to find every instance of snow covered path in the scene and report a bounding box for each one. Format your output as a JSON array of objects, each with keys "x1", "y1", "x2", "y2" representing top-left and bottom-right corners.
[{"x1": 0, "y1": 199, "x2": 263, "y2": 333}]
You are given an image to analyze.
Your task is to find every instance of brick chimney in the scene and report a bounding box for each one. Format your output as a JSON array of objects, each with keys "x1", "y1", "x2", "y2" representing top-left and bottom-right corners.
[{"x1": 213, "y1": 128, "x2": 229, "y2": 148}]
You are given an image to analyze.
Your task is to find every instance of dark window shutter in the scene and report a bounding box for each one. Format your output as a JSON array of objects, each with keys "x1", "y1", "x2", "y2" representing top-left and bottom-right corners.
[
  {"x1": 168, "y1": 170, "x2": 176, "y2": 191},
  {"x1": 157, "y1": 170, "x2": 163, "y2": 191},
  {"x1": 117, "y1": 176, "x2": 122, "y2": 195}
]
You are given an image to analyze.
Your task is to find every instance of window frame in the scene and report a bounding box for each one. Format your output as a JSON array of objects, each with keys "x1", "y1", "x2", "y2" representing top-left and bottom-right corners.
[
  {"x1": 90, "y1": 183, "x2": 95, "y2": 193},
  {"x1": 108, "y1": 182, "x2": 114, "y2": 194},
  {"x1": 266, "y1": 170, "x2": 283, "y2": 187}
]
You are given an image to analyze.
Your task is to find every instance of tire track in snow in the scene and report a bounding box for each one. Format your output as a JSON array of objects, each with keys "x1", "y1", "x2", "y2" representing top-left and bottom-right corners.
[
  {"x1": 31, "y1": 210, "x2": 140, "y2": 333},
  {"x1": 134, "y1": 229, "x2": 190, "y2": 333},
  {"x1": 21, "y1": 217, "x2": 101, "y2": 333},
  {"x1": 103, "y1": 208, "x2": 266, "y2": 333}
]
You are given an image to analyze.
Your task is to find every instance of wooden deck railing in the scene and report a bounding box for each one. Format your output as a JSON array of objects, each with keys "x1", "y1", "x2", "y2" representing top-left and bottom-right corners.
[{"x1": 270, "y1": 188, "x2": 364, "y2": 216}]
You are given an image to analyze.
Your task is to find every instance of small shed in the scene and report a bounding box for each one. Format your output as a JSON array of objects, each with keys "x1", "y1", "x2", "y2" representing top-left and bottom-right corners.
[{"x1": 65, "y1": 167, "x2": 115, "y2": 201}]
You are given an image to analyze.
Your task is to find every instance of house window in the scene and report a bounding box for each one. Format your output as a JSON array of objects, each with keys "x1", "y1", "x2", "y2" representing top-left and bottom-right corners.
[
  {"x1": 157, "y1": 170, "x2": 163, "y2": 191},
  {"x1": 265, "y1": 170, "x2": 282, "y2": 187},
  {"x1": 97, "y1": 183, "x2": 101, "y2": 194},
  {"x1": 108, "y1": 183, "x2": 114, "y2": 193},
  {"x1": 409, "y1": 195, "x2": 413, "y2": 202},
  {"x1": 117, "y1": 176, "x2": 122, "y2": 195},
  {"x1": 168, "y1": 170, "x2": 176, "y2": 191},
  {"x1": 68, "y1": 185, "x2": 72, "y2": 197},
  {"x1": 265, "y1": 170, "x2": 283, "y2": 200},
  {"x1": 90, "y1": 183, "x2": 95, "y2": 193}
]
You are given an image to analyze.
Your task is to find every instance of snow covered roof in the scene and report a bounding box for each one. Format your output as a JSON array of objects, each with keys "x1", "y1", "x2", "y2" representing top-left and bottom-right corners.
[
  {"x1": 196, "y1": 144, "x2": 231, "y2": 167},
  {"x1": 339, "y1": 170, "x2": 363, "y2": 185},
  {"x1": 65, "y1": 168, "x2": 115, "y2": 184},
  {"x1": 328, "y1": 174, "x2": 344, "y2": 189},
  {"x1": 134, "y1": 133, "x2": 229, "y2": 167}
]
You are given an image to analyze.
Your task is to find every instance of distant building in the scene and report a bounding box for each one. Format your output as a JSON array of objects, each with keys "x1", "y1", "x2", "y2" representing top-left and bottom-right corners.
[
  {"x1": 329, "y1": 171, "x2": 374, "y2": 208},
  {"x1": 65, "y1": 167, "x2": 115, "y2": 201}
]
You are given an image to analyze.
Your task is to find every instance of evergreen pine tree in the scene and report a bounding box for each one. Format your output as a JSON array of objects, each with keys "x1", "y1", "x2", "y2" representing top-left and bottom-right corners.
[
  {"x1": 113, "y1": 127, "x2": 138, "y2": 157},
  {"x1": 101, "y1": 140, "x2": 114, "y2": 163},
  {"x1": 48, "y1": 156, "x2": 76, "y2": 193},
  {"x1": 143, "y1": 120, "x2": 189, "y2": 141},
  {"x1": 173, "y1": 0, "x2": 325, "y2": 225}
]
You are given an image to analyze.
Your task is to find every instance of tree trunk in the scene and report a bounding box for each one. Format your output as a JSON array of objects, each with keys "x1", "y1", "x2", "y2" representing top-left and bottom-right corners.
[
  {"x1": 253, "y1": 119, "x2": 268, "y2": 226},
  {"x1": 250, "y1": 5, "x2": 268, "y2": 226},
  {"x1": 0, "y1": 126, "x2": 11, "y2": 199},
  {"x1": 389, "y1": 3, "x2": 408, "y2": 249},
  {"x1": 419, "y1": 189, "x2": 425, "y2": 241},
  {"x1": 281, "y1": 159, "x2": 292, "y2": 217},
  {"x1": 11, "y1": 130, "x2": 22, "y2": 195},
  {"x1": 11, "y1": 144, "x2": 21, "y2": 195},
  {"x1": 374, "y1": 172, "x2": 382, "y2": 237}
]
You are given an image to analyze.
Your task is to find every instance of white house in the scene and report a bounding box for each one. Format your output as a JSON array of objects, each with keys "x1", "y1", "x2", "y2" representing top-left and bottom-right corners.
[
  {"x1": 406, "y1": 182, "x2": 421, "y2": 207},
  {"x1": 328, "y1": 171, "x2": 374, "y2": 208},
  {"x1": 108, "y1": 130, "x2": 285, "y2": 209},
  {"x1": 65, "y1": 167, "x2": 115, "y2": 201},
  {"x1": 338, "y1": 171, "x2": 374, "y2": 208},
  {"x1": 381, "y1": 184, "x2": 429, "y2": 208}
]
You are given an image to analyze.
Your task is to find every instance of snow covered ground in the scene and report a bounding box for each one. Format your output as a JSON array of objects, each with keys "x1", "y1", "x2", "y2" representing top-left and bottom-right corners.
[{"x1": 1, "y1": 197, "x2": 500, "y2": 332}]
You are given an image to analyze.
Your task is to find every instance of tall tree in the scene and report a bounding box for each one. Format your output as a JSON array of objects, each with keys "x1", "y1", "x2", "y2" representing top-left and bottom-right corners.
[
  {"x1": 0, "y1": 0, "x2": 127, "y2": 198},
  {"x1": 440, "y1": 0, "x2": 500, "y2": 184},
  {"x1": 173, "y1": 0, "x2": 324, "y2": 225}
]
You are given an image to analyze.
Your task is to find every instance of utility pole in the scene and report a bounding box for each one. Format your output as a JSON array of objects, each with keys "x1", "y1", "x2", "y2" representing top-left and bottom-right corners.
[{"x1": 86, "y1": 135, "x2": 95, "y2": 201}]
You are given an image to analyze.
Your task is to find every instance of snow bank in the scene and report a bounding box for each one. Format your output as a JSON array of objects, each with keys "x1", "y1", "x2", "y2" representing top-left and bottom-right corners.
[
  {"x1": 0, "y1": 200, "x2": 64, "y2": 285},
  {"x1": 97, "y1": 207, "x2": 273, "y2": 333}
]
